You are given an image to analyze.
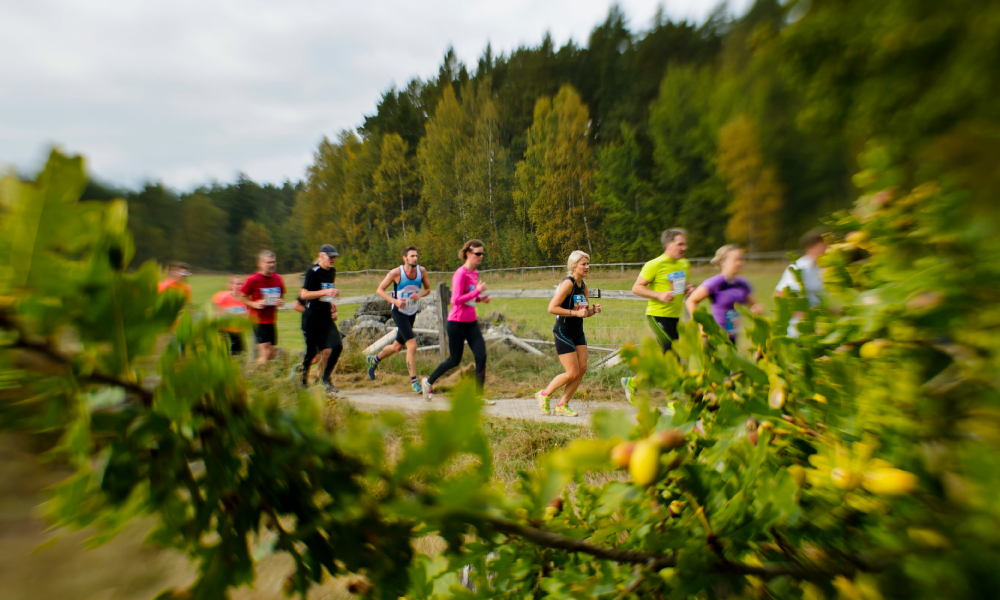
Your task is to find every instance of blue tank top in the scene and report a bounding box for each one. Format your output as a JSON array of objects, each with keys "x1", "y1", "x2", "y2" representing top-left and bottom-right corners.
[{"x1": 394, "y1": 265, "x2": 422, "y2": 316}]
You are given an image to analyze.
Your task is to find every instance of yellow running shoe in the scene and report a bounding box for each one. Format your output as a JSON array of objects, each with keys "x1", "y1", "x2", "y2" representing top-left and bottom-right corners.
[
  {"x1": 535, "y1": 390, "x2": 551, "y2": 415},
  {"x1": 554, "y1": 404, "x2": 578, "y2": 417}
]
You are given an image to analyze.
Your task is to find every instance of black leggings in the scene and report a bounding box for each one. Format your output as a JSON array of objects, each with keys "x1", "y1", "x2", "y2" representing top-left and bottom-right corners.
[{"x1": 428, "y1": 320, "x2": 487, "y2": 394}]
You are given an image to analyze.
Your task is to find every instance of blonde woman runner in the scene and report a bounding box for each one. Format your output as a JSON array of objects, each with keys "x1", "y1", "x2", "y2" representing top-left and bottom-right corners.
[{"x1": 535, "y1": 251, "x2": 602, "y2": 416}]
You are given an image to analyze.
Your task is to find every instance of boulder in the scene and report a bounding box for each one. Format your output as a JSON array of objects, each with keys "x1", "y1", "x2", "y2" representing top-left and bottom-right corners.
[
  {"x1": 338, "y1": 317, "x2": 356, "y2": 333},
  {"x1": 354, "y1": 298, "x2": 392, "y2": 319}
]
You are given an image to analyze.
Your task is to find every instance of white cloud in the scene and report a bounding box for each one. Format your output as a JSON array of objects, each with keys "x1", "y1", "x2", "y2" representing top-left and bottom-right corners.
[{"x1": 0, "y1": 0, "x2": 750, "y2": 190}]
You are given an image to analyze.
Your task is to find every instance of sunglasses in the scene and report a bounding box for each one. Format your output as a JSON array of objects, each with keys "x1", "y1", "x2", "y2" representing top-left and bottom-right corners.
[{"x1": 471, "y1": 251, "x2": 485, "y2": 257}]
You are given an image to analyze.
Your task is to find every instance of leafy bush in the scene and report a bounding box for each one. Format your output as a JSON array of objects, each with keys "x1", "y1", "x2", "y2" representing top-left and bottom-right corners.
[{"x1": 2, "y1": 149, "x2": 998, "y2": 599}]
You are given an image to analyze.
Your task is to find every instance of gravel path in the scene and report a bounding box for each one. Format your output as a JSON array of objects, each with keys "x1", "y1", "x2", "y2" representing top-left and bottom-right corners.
[{"x1": 336, "y1": 389, "x2": 637, "y2": 424}]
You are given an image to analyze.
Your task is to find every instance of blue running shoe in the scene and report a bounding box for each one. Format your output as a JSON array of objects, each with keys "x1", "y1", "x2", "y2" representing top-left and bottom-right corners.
[{"x1": 366, "y1": 355, "x2": 378, "y2": 380}]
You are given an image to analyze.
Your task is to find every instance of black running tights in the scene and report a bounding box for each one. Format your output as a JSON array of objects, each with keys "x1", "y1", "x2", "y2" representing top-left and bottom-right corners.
[{"x1": 428, "y1": 320, "x2": 486, "y2": 394}]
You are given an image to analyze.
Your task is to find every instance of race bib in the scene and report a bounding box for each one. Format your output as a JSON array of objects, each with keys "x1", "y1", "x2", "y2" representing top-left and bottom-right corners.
[
  {"x1": 261, "y1": 287, "x2": 281, "y2": 306},
  {"x1": 667, "y1": 271, "x2": 686, "y2": 296},
  {"x1": 724, "y1": 309, "x2": 739, "y2": 333},
  {"x1": 319, "y1": 282, "x2": 335, "y2": 302},
  {"x1": 572, "y1": 294, "x2": 589, "y2": 311},
  {"x1": 464, "y1": 284, "x2": 476, "y2": 307},
  {"x1": 396, "y1": 284, "x2": 420, "y2": 316},
  {"x1": 227, "y1": 306, "x2": 247, "y2": 315}
]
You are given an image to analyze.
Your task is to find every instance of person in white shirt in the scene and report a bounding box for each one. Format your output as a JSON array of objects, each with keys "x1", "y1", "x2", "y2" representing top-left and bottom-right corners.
[{"x1": 774, "y1": 230, "x2": 827, "y2": 337}]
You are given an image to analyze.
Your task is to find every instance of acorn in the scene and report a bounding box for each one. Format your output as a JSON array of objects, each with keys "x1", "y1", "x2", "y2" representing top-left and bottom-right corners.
[
  {"x1": 629, "y1": 440, "x2": 661, "y2": 486},
  {"x1": 860, "y1": 339, "x2": 891, "y2": 360},
  {"x1": 863, "y1": 468, "x2": 918, "y2": 495},
  {"x1": 831, "y1": 468, "x2": 860, "y2": 491},
  {"x1": 610, "y1": 441, "x2": 637, "y2": 469},
  {"x1": 650, "y1": 429, "x2": 685, "y2": 451}
]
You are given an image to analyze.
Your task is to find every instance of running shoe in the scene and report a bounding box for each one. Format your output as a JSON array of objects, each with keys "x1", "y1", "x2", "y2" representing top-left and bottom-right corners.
[
  {"x1": 421, "y1": 377, "x2": 433, "y2": 401},
  {"x1": 482, "y1": 398, "x2": 497, "y2": 406},
  {"x1": 321, "y1": 378, "x2": 339, "y2": 394},
  {"x1": 366, "y1": 355, "x2": 378, "y2": 380},
  {"x1": 535, "y1": 390, "x2": 551, "y2": 415},
  {"x1": 621, "y1": 377, "x2": 636, "y2": 404},
  {"x1": 554, "y1": 404, "x2": 579, "y2": 417},
  {"x1": 411, "y1": 381, "x2": 422, "y2": 394},
  {"x1": 288, "y1": 364, "x2": 302, "y2": 382}
]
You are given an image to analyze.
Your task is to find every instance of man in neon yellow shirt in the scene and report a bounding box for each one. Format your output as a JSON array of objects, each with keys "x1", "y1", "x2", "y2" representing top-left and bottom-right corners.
[{"x1": 622, "y1": 228, "x2": 693, "y2": 403}]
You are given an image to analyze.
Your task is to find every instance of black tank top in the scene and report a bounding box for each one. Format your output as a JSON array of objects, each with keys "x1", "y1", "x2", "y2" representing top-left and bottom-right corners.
[{"x1": 554, "y1": 276, "x2": 588, "y2": 332}]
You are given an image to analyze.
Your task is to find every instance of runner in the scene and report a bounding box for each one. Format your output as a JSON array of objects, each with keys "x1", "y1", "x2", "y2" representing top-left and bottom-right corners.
[
  {"x1": 239, "y1": 250, "x2": 286, "y2": 365},
  {"x1": 211, "y1": 276, "x2": 249, "y2": 356},
  {"x1": 421, "y1": 240, "x2": 495, "y2": 405},
  {"x1": 685, "y1": 245, "x2": 763, "y2": 343},
  {"x1": 621, "y1": 228, "x2": 694, "y2": 404},
  {"x1": 534, "y1": 251, "x2": 601, "y2": 417},
  {"x1": 367, "y1": 246, "x2": 431, "y2": 394},
  {"x1": 158, "y1": 261, "x2": 193, "y2": 302},
  {"x1": 774, "y1": 229, "x2": 827, "y2": 337},
  {"x1": 299, "y1": 244, "x2": 343, "y2": 393}
]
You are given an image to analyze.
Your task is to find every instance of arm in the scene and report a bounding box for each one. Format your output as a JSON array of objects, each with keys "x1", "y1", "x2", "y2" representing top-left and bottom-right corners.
[
  {"x1": 586, "y1": 285, "x2": 601, "y2": 317},
  {"x1": 237, "y1": 282, "x2": 265, "y2": 310},
  {"x1": 685, "y1": 285, "x2": 710, "y2": 317},
  {"x1": 746, "y1": 293, "x2": 765, "y2": 315},
  {"x1": 375, "y1": 268, "x2": 407, "y2": 309},
  {"x1": 414, "y1": 267, "x2": 432, "y2": 300},
  {"x1": 450, "y1": 273, "x2": 483, "y2": 305},
  {"x1": 632, "y1": 276, "x2": 672, "y2": 303},
  {"x1": 547, "y1": 280, "x2": 586, "y2": 318}
]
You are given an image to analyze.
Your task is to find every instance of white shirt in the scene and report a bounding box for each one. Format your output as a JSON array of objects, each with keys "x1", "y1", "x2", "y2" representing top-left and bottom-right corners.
[{"x1": 775, "y1": 255, "x2": 825, "y2": 337}]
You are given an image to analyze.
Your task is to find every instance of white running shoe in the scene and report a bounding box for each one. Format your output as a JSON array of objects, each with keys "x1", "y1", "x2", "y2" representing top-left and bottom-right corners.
[{"x1": 421, "y1": 377, "x2": 433, "y2": 401}]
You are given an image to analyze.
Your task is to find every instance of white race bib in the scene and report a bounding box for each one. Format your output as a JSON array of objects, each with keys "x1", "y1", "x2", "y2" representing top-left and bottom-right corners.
[
  {"x1": 319, "y1": 282, "x2": 335, "y2": 302},
  {"x1": 667, "y1": 271, "x2": 686, "y2": 296},
  {"x1": 396, "y1": 284, "x2": 420, "y2": 316},
  {"x1": 261, "y1": 287, "x2": 281, "y2": 306},
  {"x1": 572, "y1": 294, "x2": 588, "y2": 311}
]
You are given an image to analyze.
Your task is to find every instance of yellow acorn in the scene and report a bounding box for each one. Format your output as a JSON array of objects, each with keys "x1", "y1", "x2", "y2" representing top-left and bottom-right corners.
[
  {"x1": 860, "y1": 339, "x2": 891, "y2": 360},
  {"x1": 812, "y1": 393, "x2": 827, "y2": 404},
  {"x1": 649, "y1": 429, "x2": 685, "y2": 451},
  {"x1": 863, "y1": 468, "x2": 918, "y2": 495},
  {"x1": 789, "y1": 465, "x2": 806, "y2": 489},
  {"x1": 629, "y1": 440, "x2": 661, "y2": 486},
  {"x1": 831, "y1": 467, "x2": 860, "y2": 490},
  {"x1": 907, "y1": 528, "x2": 950, "y2": 549},
  {"x1": 769, "y1": 386, "x2": 786, "y2": 409}
]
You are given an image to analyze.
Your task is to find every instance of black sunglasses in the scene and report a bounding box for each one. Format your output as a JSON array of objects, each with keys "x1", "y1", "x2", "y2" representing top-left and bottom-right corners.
[{"x1": 471, "y1": 251, "x2": 485, "y2": 257}]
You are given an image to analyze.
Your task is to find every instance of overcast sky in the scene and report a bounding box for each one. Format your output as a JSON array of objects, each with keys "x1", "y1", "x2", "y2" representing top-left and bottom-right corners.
[{"x1": 1, "y1": 0, "x2": 750, "y2": 191}]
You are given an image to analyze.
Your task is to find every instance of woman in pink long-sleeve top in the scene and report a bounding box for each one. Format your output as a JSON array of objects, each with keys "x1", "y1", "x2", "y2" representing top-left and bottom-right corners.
[{"x1": 421, "y1": 239, "x2": 495, "y2": 404}]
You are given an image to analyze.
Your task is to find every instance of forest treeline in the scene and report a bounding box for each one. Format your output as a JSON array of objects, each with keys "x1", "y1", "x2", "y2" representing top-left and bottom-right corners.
[{"x1": 84, "y1": 0, "x2": 995, "y2": 273}]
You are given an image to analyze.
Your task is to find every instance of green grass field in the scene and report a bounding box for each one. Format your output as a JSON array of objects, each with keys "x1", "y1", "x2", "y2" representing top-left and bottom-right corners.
[{"x1": 188, "y1": 262, "x2": 788, "y2": 352}]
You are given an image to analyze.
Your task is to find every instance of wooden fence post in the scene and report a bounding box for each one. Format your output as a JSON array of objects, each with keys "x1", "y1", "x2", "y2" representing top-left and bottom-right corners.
[{"x1": 437, "y1": 282, "x2": 450, "y2": 359}]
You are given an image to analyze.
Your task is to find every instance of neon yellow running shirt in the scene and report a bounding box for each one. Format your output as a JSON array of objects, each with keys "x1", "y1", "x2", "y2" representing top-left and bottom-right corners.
[{"x1": 638, "y1": 254, "x2": 690, "y2": 318}]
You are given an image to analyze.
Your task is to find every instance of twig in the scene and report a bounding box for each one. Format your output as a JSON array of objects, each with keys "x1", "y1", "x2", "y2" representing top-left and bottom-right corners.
[{"x1": 0, "y1": 309, "x2": 153, "y2": 406}]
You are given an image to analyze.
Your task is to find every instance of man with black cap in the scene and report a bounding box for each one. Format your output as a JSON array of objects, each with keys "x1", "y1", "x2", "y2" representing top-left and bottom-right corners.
[{"x1": 299, "y1": 244, "x2": 343, "y2": 392}]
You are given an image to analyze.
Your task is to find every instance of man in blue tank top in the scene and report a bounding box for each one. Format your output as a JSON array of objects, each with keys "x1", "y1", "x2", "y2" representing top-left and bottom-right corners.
[{"x1": 367, "y1": 246, "x2": 432, "y2": 393}]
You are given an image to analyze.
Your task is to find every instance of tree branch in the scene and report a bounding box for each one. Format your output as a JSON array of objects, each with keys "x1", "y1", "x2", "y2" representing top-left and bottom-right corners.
[{"x1": 0, "y1": 310, "x2": 153, "y2": 406}]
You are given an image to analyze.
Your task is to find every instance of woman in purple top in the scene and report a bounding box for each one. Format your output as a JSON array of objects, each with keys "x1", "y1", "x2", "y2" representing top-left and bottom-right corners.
[{"x1": 685, "y1": 245, "x2": 764, "y2": 342}]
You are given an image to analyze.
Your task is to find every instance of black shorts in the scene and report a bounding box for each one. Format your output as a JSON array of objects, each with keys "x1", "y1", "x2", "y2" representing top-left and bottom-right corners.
[
  {"x1": 304, "y1": 320, "x2": 342, "y2": 353},
  {"x1": 253, "y1": 323, "x2": 276, "y2": 345},
  {"x1": 647, "y1": 315, "x2": 679, "y2": 353},
  {"x1": 553, "y1": 325, "x2": 586, "y2": 355},
  {"x1": 227, "y1": 332, "x2": 244, "y2": 355},
  {"x1": 392, "y1": 310, "x2": 417, "y2": 345}
]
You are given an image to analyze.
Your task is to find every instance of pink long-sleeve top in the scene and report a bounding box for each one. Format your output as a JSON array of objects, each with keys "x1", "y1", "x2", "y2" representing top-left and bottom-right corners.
[{"x1": 447, "y1": 265, "x2": 482, "y2": 322}]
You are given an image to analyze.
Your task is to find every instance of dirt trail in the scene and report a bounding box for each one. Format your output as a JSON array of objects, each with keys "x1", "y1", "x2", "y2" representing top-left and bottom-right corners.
[{"x1": 335, "y1": 389, "x2": 637, "y2": 424}]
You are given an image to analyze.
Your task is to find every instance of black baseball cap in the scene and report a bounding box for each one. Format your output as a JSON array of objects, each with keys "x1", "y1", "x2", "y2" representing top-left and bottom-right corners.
[{"x1": 320, "y1": 244, "x2": 339, "y2": 258}]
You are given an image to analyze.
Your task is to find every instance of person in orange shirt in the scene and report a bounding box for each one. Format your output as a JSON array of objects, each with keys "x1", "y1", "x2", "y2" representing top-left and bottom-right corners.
[
  {"x1": 158, "y1": 261, "x2": 193, "y2": 302},
  {"x1": 212, "y1": 276, "x2": 249, "y2": 356}
]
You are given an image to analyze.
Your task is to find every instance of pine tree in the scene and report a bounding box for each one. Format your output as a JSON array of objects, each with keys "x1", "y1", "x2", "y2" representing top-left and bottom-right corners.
[
  {"x1": 179, "y1": 194, "x2": 229, "y2": 270},
  {"x1": 594, "y1": 124, "x2": 657, "y2": 260},
  {"x1": 716, "y1": 115, "x2": 784, "y2": 252},
  {"x1": 238, "y1": 221, "x2": 274, "y2": 273}
]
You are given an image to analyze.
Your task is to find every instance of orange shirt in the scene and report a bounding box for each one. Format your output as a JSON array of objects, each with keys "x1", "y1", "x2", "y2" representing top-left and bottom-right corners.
[
  {"x1": 211, "y1": 291, "x2": 248, "y2": 333},
  {"x1": 158, "y1": 279, "x2": 193, "y2": 302}
]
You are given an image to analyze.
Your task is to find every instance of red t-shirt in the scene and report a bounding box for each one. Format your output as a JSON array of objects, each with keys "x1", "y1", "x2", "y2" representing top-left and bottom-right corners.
[
  {"x1": 241, "y1": 272, "x2": 285, "y2": 324},
  {"x1": 211, "y1": 291, "x2": 248, "y2": 332}
]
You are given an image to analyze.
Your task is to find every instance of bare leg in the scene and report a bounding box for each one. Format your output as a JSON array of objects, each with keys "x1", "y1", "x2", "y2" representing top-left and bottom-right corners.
[
  {"x1": 544, "y1": 352, "x2": 583, "y2": 397},
  {"x1": 558, "y1": 346, "x2": 588, "y2": 406},
  {"x1": 404, "y1": 338, "x2": 418, "y2": 379},
  {"x1": 377, "y1": 341, "x2": 403, "y2": 361}
]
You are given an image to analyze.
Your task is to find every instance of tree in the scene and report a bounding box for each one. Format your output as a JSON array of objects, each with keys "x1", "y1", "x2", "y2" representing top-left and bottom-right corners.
[
  {"x1": 649, "y1": 66, "x2": 729, "y2": 256},
  {"x1": 716, "y1": 115, "x2": 784, "y2": 252},
  {"x1": 179, "y1": 194, "x2": 229, "y2": 270},
  {"x1": 515, "y1": 85, "x2": 599, "y2": 262},
  {"x1": 594, "y1": 124, "x2": 657, "y2": 261},
  {"x1": 237, "y1": 221, "x2": 273, "y2": 273},
  {"x1": 373, "y1": 134, "x2": 416, "y2": 245}
]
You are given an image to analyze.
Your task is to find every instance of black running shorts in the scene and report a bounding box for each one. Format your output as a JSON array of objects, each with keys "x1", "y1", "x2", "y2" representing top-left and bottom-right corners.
[
  {"x1": 392, "y1": 310, "x2": 417, "y2": 345},
  {"x1": 553, "y1": 325, "x2": 586, "y2": 355},
  {"x1": 253, "y1": 323, "x2": 276, "y2": 345}
]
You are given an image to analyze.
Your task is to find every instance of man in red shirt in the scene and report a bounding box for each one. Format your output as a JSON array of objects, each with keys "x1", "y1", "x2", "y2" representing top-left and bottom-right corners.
[
  {"x1": 238, "y1": 250, "x2": 285, "y2": 365},
  {"x1": 212, "y1": 276, "x2": 249, "y2": 356}
]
